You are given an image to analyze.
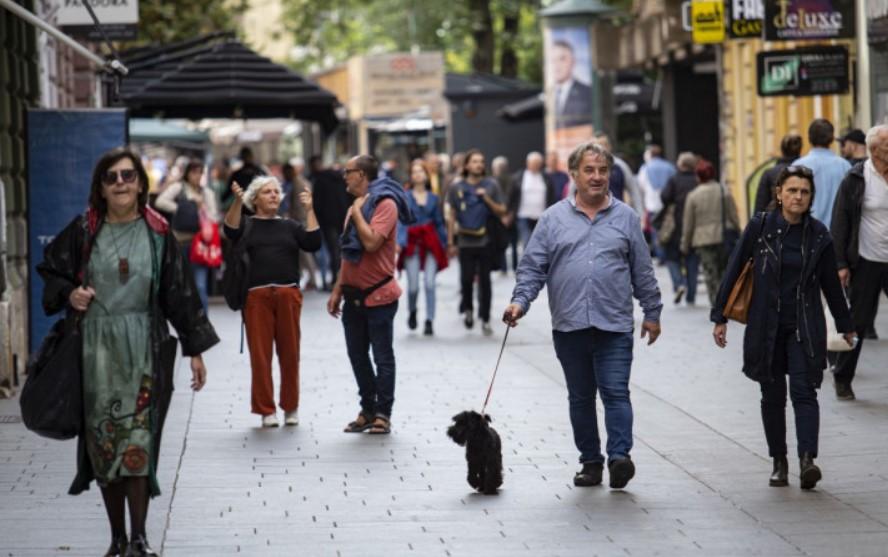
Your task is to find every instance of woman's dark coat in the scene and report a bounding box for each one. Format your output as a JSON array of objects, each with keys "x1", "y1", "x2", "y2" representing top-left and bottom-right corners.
[
  {"x1": 37, "y1": 207, "x2": 219, "y2": 497},
  {"x1": 711, "y1": 210, "x2": 852, "y2": 387}
]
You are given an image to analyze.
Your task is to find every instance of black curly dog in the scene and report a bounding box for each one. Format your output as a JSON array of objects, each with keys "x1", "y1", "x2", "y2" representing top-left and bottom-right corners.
[{"x1": 447, "y1": 411, "x2": 503, "y2": 495}]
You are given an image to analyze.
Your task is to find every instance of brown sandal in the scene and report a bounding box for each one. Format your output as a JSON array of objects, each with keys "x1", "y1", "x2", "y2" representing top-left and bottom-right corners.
[
  {"x1": 343, "y1": 413, "x2": 373, "y2": 433},
  {"x1": 367, "y1": 416, "x2": 391, "y2": 434}
]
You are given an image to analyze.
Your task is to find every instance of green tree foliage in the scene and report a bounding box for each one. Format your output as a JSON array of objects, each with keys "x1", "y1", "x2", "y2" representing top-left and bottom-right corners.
[
  {"x1": 135, "y1": 0, "x2": 247, "y2": 45},
  {"x1": 281, "y1": 0, "x2": 544, "y2": 84}
]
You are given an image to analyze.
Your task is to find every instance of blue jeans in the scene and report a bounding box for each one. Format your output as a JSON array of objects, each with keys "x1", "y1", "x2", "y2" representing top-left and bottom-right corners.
[
  {"x1": 404, "y1": 252, "x2": 438, "y2": 321},
  {"x1": 552, "y1": 327, "x2": 634, "y2": 464},
  {"x1": 761, "y1": 325, "x2": 819, "y2": 458},
  {"x1": 516, "y1": 217, "x2": 538, "y2": 249},
  {"x1": 342, "y1": 300, "x2": 398, "y2": 418},
  {"x1": 180, "y1": 242, "x2": 209, "y2": 310},
  {"x1": 665, "y1": 250, "x2": 699, "y2": 303}
]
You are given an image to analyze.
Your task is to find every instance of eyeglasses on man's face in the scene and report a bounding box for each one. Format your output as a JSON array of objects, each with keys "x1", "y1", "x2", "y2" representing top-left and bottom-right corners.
[{"x1": 342, "y1": 168, "x2": 362, "y2": 177}]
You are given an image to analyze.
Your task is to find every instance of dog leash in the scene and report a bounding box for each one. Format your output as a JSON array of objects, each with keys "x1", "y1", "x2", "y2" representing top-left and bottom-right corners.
[{"x1": 480, "y1": 325, "x2": 510, "y2": 416}]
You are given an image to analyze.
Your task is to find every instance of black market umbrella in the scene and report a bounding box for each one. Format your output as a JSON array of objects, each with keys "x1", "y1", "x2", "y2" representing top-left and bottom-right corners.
[{"x1": 113, "y1": 34, "x2": 339, "y2": 133}]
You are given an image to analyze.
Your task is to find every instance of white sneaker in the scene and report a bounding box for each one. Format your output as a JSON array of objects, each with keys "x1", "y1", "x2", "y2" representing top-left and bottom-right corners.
[
  {"x1": 262, "y1": 414, "x2": 279, "y2": 428},
  {"x1": 284, "y1": 409, "x2": 299, "y2": 426},
  {"x1": 481, "y1": 321, "x2": 493, "y2": 336}
]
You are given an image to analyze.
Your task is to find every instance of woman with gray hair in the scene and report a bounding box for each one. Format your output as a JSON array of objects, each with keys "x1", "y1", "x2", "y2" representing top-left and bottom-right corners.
[
  {"x1": 224, "y1": 176, "x2": 322, "y2": 427},
  {"x1": 659, "y1": 151, "x2": 700, "y2": 305}
]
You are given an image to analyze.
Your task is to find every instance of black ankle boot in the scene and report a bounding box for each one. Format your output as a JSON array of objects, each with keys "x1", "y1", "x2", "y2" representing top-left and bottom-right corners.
[
  {"x1": 799, "y1": 453, "x2": 822, "y2": 490},
  {"x1": 769, "y1": 456, "x2": 788, "y2": 487},
  {"x1": 104, "y1": 534, "x2": 128, "y2": 557},
  {"x1": 423, "y1": 320, "x2": 433, "y2": 336},
  {"x1": 125, "y1": 534, "x2": 157, "y2": 557},
  {"x1": 408, "y1": 310, "x2": 418, "y2": 330}
]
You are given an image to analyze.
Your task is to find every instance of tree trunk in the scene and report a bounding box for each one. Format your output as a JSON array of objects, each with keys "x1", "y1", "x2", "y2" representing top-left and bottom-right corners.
[
  {"x1": 469, "y1": 0, "x2": 494, "y2": 74},
  {"x1": 499, "y1": 2, "x2": 520, "y2": 78}
]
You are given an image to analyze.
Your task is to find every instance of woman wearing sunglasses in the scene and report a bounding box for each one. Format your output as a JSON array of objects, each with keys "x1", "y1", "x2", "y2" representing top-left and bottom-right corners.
[
  {"x1": 711, "y1": 165, "x2": 855, "y2": 490},
  {"x1": 37, "y1": 148, "x2": 219, "y2": 556}
]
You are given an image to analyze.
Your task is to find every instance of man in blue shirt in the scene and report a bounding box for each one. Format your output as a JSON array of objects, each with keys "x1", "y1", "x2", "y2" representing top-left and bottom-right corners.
[
  {"x1": 503, "y1": 142, "x2": 663, "y2": 490},
  {"x1": 792, "y1": 118, "x2": 851, "y2": 229}
]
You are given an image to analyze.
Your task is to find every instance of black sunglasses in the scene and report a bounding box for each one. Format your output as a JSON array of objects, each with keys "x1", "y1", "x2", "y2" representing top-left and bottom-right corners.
[
  {"x1": 784, "y1": 165, "x2": 813, "y2": 178},
  {"x1": 101, "y1": 169, "x2": 138, "y2": 186}
]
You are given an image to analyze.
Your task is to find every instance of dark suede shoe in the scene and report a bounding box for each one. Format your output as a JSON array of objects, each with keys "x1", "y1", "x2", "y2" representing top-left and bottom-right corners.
[
  {"x1": 769, "y1": 456, "x2": 788, "y2": 487},
  {"x1": 573, "y1": 462, "x2": 603, "y2": 487},
  {"x1": 423, "y1": 320, "x2": 433, "y2": 336},
  {"x1": 608, "y1": 457, "x2": 635, "y2": 489},
  {"x1": 408, "y1": 310, "x2": 418, "y2": 330},
  {"x1": 104, "y1": 534, "x2": 127, "y2": 557},
  {"x1": 835, "y1": 381, "x2": 856, "y2": 401},
  {"x1": 799, "y1": 453, "x2": 822, "y2": 490}
]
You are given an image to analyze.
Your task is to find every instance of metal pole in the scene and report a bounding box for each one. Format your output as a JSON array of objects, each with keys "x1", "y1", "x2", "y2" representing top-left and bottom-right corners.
[
  {"x1": 856, "y1": 0, "x2": 872, "y2": 128},
  {"x1": 0, "y1": 0, "x2": 128, "y2": 75}
]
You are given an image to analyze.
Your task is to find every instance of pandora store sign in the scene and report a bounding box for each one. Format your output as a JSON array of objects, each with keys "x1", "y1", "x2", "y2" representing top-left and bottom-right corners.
[
  {"x1": 56, "y1": 0, "x2": 139, "y2": 40},
  {"x1": 764, "y1": 0, "x2": 856, "y2": 40}
]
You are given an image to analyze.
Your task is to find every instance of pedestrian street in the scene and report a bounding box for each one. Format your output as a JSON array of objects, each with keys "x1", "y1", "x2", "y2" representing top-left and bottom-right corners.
[{"x1": 3, "y1": 264, "x2": 888, "y2": 557}]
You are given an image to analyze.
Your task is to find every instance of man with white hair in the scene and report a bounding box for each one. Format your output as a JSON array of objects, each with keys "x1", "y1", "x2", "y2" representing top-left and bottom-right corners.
[
  {"x1": 508, "y1": 151, "x2": 557, "y2": 248},
  {"x1": 830, "y1": 125, "x2": 888, "y2": 401}
]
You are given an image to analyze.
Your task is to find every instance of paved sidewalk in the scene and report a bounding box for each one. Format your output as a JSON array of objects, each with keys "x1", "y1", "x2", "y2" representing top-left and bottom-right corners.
[{"x1": 3, "y1": 264, "x2": 888, "y2": 556}]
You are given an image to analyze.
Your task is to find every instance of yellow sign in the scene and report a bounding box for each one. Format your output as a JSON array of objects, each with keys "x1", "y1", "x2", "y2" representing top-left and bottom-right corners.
[{"x1": 692, "y1": 1, "x2": 726, "y2": 44}]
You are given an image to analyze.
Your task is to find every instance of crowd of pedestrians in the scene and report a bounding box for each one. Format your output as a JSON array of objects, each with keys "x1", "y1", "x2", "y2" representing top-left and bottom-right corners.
[{"x1": 30, "y1": 119, "x2": 888, "y2": 555}]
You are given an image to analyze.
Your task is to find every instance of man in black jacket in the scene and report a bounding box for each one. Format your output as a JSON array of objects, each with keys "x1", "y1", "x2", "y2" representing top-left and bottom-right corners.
[
  {"x1": 754, "y1": 134, "x2": 803, "y2": 213},
  {"x1": 309, "y1": 155, "x2": 353, "y2": 289},
  {"x1": 507, "y1": 152, "x2": 558, "y2": 250},
  {"x1": 830, "y1": 125, "x2": 888, "y2": 400}
]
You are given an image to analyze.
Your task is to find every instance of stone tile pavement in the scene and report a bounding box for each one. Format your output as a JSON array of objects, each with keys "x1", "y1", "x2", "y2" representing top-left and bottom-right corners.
[{"x1": 2, "y1": 264, "x2": 888, "y2": 556}]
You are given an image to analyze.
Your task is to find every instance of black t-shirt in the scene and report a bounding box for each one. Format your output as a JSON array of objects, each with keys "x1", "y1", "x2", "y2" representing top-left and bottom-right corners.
[
  {"x1": 779, "y1": 223, "x2": 803, "y2": 325},
  {"x1": 225, "y1": 218, "x2": 322, "y2": 288}
]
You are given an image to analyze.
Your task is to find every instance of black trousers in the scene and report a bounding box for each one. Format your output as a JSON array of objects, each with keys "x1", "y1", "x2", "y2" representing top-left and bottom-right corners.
[
  {"x1": 321, "y1": 224, "x2": 341, "y2": 284},
  {"x1": 833, "y1": 257, "x2": 888, "y2": 385},
  {"x1": 761, "y1": 325, "x2": 819, "y2": 458},
  {"x1": 459, "y1": 246, "x2": 493, "y2": 322}
]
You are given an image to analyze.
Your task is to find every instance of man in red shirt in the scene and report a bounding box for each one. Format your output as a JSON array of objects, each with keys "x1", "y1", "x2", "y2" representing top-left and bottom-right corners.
[{"x1": 327, "y1": 155, "x2": 406, "y2": 435}]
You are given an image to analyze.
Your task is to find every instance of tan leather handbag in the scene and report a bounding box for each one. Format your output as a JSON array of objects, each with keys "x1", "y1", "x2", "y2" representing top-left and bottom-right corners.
[{"x1": 723, "y1": 259, "x2": 754, "y2": 324}]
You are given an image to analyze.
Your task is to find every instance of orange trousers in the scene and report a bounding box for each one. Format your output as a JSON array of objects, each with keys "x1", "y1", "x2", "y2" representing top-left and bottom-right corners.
[{"x1": 244, "y1": 286, "x2": 302, "y2": 415}]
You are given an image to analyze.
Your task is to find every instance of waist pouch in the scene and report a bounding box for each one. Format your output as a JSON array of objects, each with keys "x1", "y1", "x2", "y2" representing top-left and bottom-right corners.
[{"x1": 341, "y1": 276, "x2": 394, "y2": 309}]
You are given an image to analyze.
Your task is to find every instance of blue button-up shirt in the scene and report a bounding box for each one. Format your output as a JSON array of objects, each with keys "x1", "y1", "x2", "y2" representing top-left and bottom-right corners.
[
  {"x1": 792, "y1": 148, "x2": 851, "y2": 229},
  {"x1": 511, "y1": 196, "x2": 663, "y2": 333}
]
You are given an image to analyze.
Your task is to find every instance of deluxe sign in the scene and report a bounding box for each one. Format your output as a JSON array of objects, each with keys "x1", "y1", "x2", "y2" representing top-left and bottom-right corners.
[
  {"x1": 56, "y1": 0, "x2": 139, "y2": 40},
  {"x1": 764, "y1": 0, "x2": 855, "y2": 40},
  {"x1": 757, "y1": 47, "x2": 849, "y2": 97},
  {"x1": 726, "y1": 0, "x2": 763, "y2": 38}
]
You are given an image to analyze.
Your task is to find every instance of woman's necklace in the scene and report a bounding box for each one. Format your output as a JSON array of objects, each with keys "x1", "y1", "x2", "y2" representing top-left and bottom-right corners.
[{"x1": 106, "y1": 219, "x2": 139, "y2": 282}]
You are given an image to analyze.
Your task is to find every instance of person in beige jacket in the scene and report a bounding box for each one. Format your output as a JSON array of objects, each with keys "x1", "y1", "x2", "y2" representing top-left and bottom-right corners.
[
  {"x1": 154, "y1": 159, "x2": 220, "y2": 309},
  {"x1": 681, "y1": 159, "x2": 740, "y2": 307}
]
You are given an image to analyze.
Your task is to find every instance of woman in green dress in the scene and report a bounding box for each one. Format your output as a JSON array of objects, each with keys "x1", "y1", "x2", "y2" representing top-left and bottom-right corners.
[{"x1": 38, "y1": 148, "x2": 219, "y2": 557}]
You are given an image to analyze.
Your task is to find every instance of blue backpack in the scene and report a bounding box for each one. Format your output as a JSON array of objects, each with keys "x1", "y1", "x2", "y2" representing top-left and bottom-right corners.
[{"x1": 455, "y1": 182, "x2": 490, "y2": 236}]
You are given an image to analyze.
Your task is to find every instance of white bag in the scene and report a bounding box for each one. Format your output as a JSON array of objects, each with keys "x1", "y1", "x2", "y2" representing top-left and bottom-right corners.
[
  {"x1": 826, "y1": 317, "x2": 854, "y2": 352},
  {"x1": 825, "y1": 290, "x2": 854, "y2": 352}
]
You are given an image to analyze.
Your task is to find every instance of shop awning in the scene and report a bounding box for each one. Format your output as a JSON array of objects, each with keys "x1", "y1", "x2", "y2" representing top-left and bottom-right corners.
[
  {"x1": 112, "y1": 33, "x2": 339, "y2": 132},
  {"x1": 129, "y1": 118, "x2": 209, "y2": 144}
]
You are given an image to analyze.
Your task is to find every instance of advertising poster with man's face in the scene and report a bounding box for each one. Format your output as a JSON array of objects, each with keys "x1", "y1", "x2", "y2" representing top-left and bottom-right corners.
[{"x1": 545, "y1": 26, "x2": 595, "y2": 171}]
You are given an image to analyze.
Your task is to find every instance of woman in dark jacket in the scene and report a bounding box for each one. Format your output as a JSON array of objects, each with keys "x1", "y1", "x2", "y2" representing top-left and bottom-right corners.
[
  {"x1": 37, "y1": 148, "x2": 219, "y2": 556},
  {"x1": 711, "y1": 165, "x2": 855, "y2": 490}
]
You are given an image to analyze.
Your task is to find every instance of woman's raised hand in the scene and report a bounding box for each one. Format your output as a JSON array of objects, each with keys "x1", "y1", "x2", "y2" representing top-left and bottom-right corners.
[
  {"x1": 231, "y1": 182, "x2": 245, "y2": 201},
  {"x1": 298, "y1": 190, "x2": 314, "y2": 211}
]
